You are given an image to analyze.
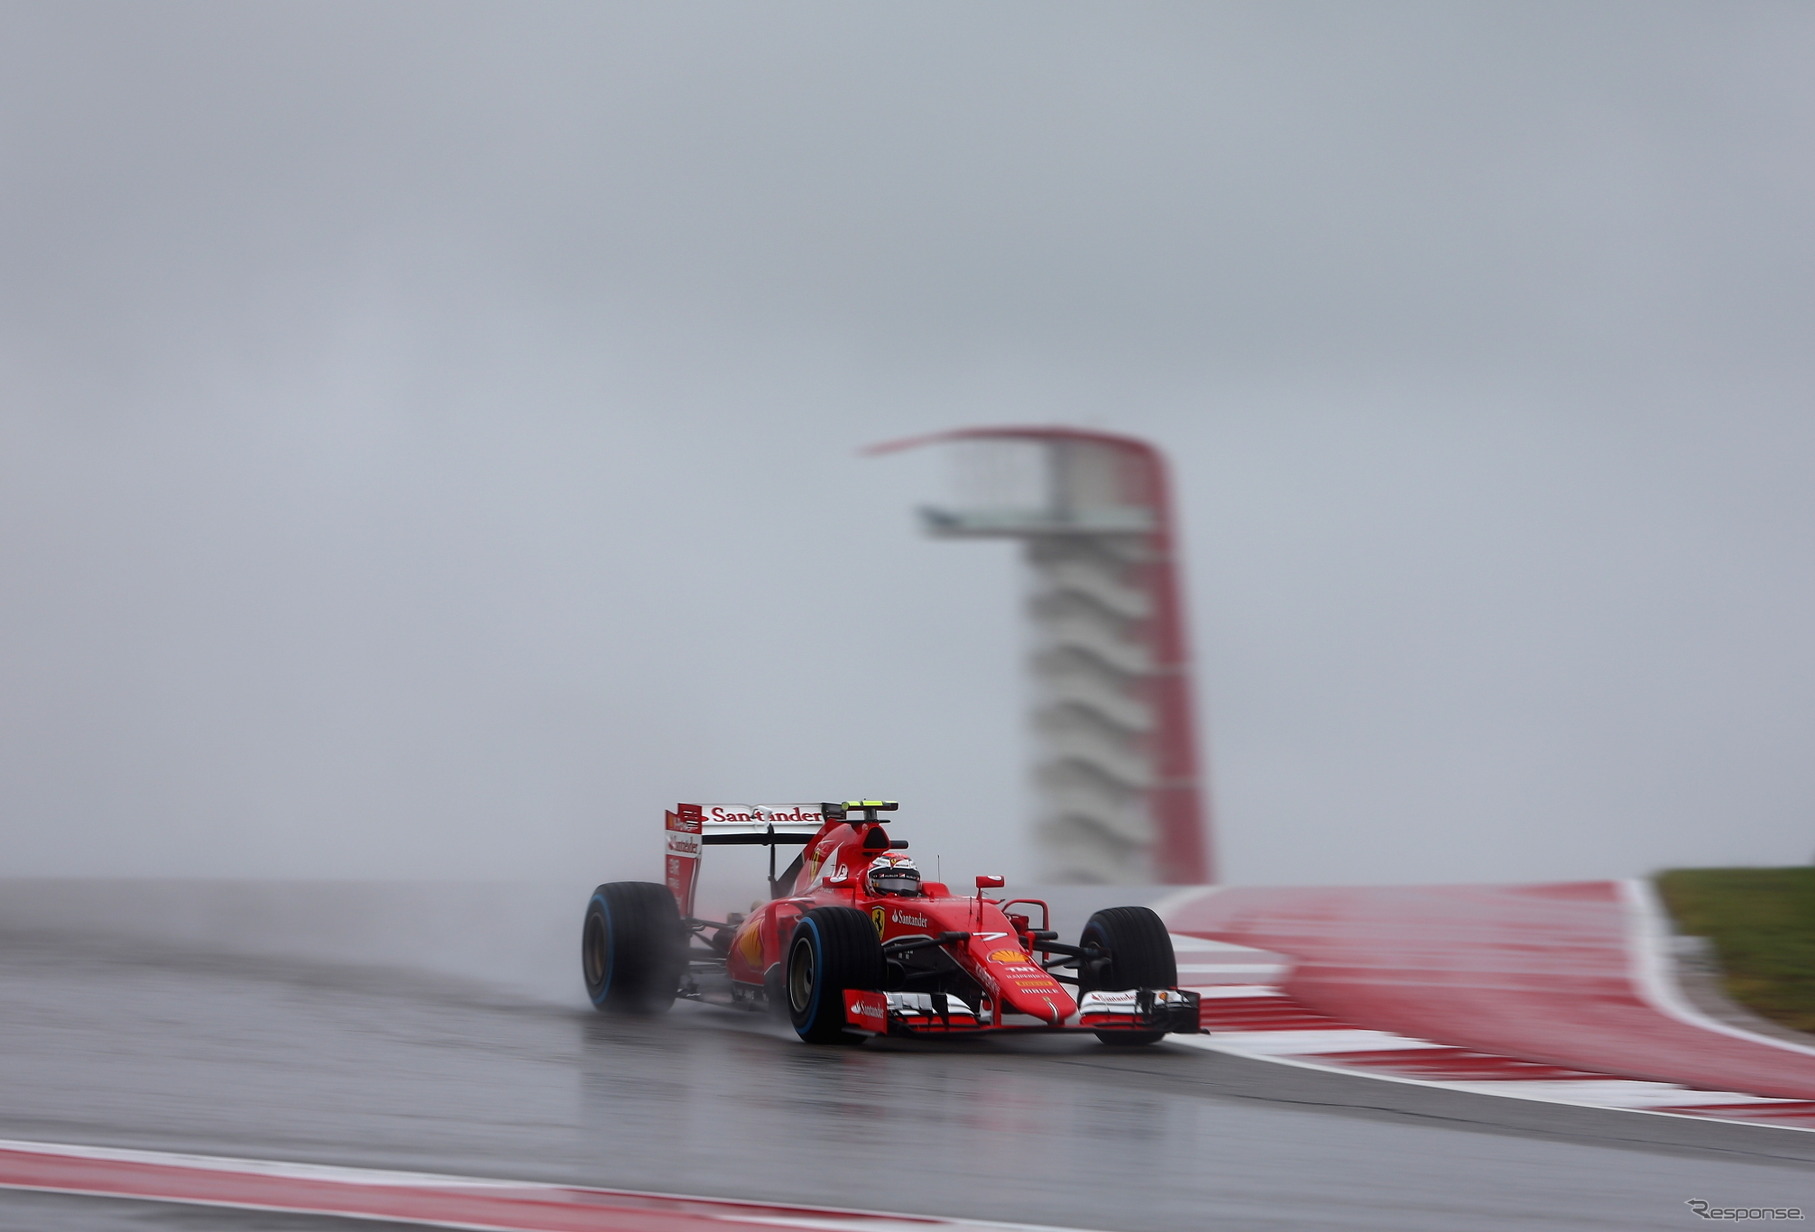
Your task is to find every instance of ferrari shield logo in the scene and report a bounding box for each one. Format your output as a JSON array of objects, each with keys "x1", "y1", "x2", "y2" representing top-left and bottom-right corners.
[{"x1": 870, "y1": 906, "x2": 886, "y2": 936}]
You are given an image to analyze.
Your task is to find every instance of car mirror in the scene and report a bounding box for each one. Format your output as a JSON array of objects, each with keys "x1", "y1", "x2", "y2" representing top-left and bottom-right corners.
[{"x1": 975, "y1": 874, "x2": 1005, "y2": 890}]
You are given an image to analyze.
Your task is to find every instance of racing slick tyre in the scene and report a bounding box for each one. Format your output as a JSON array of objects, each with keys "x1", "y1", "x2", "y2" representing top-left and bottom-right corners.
[
  {"x1": 1077, "y1": 905, "x2": 1178, "y2": 1046},
  {"x1": 786, "y1": 906, "x2": 886, "y2": 1045},
  {"x1": 582, "y1": 881, "x2": 685, "y2": 1014}
]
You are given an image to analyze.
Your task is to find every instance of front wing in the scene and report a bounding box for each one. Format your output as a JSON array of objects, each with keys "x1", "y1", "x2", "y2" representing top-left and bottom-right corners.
[{"x1": 843, "y1": 988, "x2": 1201, "y2": 1037}]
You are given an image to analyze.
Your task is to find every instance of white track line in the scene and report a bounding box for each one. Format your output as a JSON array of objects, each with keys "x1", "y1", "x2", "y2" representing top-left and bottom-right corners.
[
  {"x1": 0, "y1": 1138, "x2": 1108, "y2": 1232},
  {"x1": 1621, "y1": 878, "x2": 1815, "y2": 1059},
  {"x1": 1166, "y1": 1030, "x2": 1815, "y2": 1129}
]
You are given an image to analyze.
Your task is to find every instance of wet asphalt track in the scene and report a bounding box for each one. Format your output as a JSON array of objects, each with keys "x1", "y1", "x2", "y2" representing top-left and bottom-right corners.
[{"x1": 2, "y1": 921, "x2": 1814, "y2": 1232}]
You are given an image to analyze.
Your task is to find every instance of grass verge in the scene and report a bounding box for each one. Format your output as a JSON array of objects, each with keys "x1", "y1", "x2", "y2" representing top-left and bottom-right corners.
[{"x1": 1655, "y1": 867, "x2": 1815, "y2": 1035}]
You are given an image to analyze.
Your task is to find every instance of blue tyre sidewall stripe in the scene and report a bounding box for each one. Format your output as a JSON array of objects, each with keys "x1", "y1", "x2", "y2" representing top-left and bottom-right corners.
[
  {"x1": 589, "y1": 893, "x2": 613, "y2": 1006},
  {"x1": 801, "y1": 917, "x2": 825, "y2": 1033}
]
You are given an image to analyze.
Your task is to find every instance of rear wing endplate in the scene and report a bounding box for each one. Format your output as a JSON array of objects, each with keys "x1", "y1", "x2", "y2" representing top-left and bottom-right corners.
[{"x1": 664, "y1": 803, "x2": 835, "y2": 917}]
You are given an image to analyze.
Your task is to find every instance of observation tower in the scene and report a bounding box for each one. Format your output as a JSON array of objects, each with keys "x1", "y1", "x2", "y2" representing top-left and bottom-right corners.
[{"x1": 869, "y1": 427, "x2": 1213, "y2": 885}]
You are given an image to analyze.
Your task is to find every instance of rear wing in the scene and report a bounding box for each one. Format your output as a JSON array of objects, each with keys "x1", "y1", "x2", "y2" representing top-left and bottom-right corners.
[
  {"x1": 663, "y1": 801, "x2": 896, "y2": 917},
  {"x1": 689, "y1": 804, "x2": 827, "y2": 845}
]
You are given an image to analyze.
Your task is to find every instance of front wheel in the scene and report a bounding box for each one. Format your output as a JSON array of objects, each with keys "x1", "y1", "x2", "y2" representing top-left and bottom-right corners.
[
  {"x1": 1077, "y1": 905, "x2": 1177, "y2": 1045},
  {"x1": 582, "y1": 881, "x2": 684, "y2": 1014},
  {"x1": 786, "y1": 906, "x2": 885, "y2": 1044}
]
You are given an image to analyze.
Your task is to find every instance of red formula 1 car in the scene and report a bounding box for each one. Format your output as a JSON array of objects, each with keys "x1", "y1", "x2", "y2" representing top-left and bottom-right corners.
[{"x1": 581, "y1": 800, "x2": 1202, "y2": 1045}]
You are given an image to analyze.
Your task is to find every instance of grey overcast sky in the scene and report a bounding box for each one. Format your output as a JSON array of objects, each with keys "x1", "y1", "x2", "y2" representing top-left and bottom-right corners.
[{"x1": 2, "y1": 2, "x2": 1812, "y2": 886}]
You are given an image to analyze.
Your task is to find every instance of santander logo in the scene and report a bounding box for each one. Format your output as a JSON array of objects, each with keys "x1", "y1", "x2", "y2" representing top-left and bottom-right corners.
[{"x1": 706, "y1": 806, "x2": 825, "y2": 824}]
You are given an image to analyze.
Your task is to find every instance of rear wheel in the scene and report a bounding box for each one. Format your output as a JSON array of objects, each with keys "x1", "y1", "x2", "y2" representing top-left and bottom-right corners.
[
  {"x1": 582, "y1": 881, "x2": 684, "y2": 1014},
  {"x1": 786, "y1": 906, "x2": 885, "y2": 1044},
  {"x1": 1077, "y1": 905, "x2": 1177, "y2": 1046}
]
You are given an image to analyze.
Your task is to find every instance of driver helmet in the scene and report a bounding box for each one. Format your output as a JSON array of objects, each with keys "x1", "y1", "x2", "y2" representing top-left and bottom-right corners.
[{"x1": 864, "y1": 853, "x2": 921, "y2": 897}]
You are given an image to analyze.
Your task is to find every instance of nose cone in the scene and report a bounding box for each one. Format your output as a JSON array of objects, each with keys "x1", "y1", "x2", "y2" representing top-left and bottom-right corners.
[{"x1": 976, "y1": 942, "x2": 1078, "y2": 1024}]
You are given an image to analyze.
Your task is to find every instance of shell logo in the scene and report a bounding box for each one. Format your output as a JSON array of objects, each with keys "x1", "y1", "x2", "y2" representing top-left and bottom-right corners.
[
  {"x1": 737, "y1": 923, "x2": 763, "y2": 966},
  {"x1": 986, "y1": 948, "x2": 1029, "y2": 964}
]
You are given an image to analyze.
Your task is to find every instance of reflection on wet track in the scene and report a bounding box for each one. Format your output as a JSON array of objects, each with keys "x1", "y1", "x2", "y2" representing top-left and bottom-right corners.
[{"x1": 1, "y1": 922, "x2": 1811, "y2": 1231}]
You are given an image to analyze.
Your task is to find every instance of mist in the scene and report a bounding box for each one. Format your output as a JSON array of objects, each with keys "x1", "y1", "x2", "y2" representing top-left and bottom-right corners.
[{"x1": 3, "y1": 2, "x2": 1812, "y2": 887}]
